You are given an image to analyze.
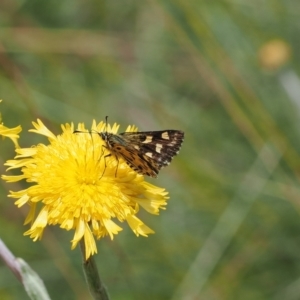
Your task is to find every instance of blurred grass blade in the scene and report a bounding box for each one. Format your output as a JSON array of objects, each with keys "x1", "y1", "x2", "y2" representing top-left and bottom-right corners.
[{"x1": 172, "y1": 142, "x2": 282, "y2": 300}]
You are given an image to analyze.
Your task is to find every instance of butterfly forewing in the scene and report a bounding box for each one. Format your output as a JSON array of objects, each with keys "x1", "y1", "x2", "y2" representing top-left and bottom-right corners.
[{"x1": 100, "y1": 129, "x2": 184, "y2": 177}]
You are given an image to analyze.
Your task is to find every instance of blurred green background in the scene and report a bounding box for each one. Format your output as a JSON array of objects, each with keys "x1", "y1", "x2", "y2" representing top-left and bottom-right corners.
[{"x1": 1, "y1": 1, "x2": 300, "y2": 299}]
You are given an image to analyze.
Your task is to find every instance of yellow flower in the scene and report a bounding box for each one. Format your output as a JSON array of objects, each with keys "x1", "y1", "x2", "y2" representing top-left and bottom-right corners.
[
  {"x1": 0, "y1": 100, "x2": 21, "y2": 148},
  {"x1": 2, "y1": 119, "x2": 169, "y2": 259}
]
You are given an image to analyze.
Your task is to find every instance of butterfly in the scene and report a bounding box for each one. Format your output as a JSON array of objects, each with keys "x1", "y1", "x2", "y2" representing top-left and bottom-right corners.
[
  {"x1": 99, "y1": 128, "x2": 184, "y2": 178},
  {"x1": 75, "y1": 119, "x2": 184, "y2": 178}
]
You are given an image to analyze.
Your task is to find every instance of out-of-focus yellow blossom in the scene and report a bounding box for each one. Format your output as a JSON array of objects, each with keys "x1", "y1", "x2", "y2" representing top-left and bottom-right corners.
[{"x1": 0, "y1": 100, "x2": 21, "y2": 148}]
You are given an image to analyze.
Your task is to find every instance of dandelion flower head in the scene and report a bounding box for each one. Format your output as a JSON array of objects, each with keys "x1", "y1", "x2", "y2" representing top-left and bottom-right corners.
[{"x1": 2, "y1": 119, "x2": 169, "y2": 259}]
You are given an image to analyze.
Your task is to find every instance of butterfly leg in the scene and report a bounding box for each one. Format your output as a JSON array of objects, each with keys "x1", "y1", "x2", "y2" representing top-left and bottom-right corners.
[
  {"x1": 114, "y1": 155, "x2": 119, "y2": 177},
  {"x1": 99, "y1": 145, "x2": 110, "y2": 179},
  {"x1": 100, "y1": 152, "x2": 120, "y2": 178}
]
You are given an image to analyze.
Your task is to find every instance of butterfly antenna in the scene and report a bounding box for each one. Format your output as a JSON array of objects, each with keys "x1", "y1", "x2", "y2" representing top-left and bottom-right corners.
[{"x1": 105, "y1": 116, "x2": 108, "y2": 132}]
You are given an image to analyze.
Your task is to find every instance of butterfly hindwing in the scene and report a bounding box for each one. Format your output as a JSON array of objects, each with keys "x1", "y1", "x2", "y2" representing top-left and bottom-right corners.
[{"x1": 105, "y1": 142, "x2": 160, "y2": 177}]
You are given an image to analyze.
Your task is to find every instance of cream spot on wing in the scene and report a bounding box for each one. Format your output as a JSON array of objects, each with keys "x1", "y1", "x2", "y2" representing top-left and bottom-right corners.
[
  {"x1": 142, "y1": 136, "x2": 153, "y2": 143},
  {"x1": 162, "y1": 131, "x2": 170, "y2": 140},
  {"x1": 134, "y1": 145, "x2": 140, "y2": 150},
  {"x1": 168, "y1": 141, "x2": 177, "y2": 146},
  {"x1": 156, "y1": 143, "x2": 163, "y2": 153},
  {"x1": 145, "y1": 152, "x2": 153, "y2": 158}
]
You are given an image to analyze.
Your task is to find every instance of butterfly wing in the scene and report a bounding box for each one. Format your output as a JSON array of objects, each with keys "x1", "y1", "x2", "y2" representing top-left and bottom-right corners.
[
  {"x1": 108, "y1": 142, "x2": 161, "y2": 177},
  {"x1": 118, "y1": 130, "x2": 184, "y2": 177}
]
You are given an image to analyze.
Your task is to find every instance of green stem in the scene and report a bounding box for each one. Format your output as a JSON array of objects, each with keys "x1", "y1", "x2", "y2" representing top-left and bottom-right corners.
[{"x1": 80, "y1": 239, "x2": 110, "y2": 300}]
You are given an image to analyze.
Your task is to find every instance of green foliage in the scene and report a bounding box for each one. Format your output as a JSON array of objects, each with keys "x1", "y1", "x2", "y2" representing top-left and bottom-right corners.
[{"x1": 1, "y1": 1, "x2": 300, "y2": 299}]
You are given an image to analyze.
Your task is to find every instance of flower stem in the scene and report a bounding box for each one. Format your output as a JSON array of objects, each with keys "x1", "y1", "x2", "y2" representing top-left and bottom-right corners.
[{"x1": 80, "y1": 239, "x2": 109, "y2": 300}]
